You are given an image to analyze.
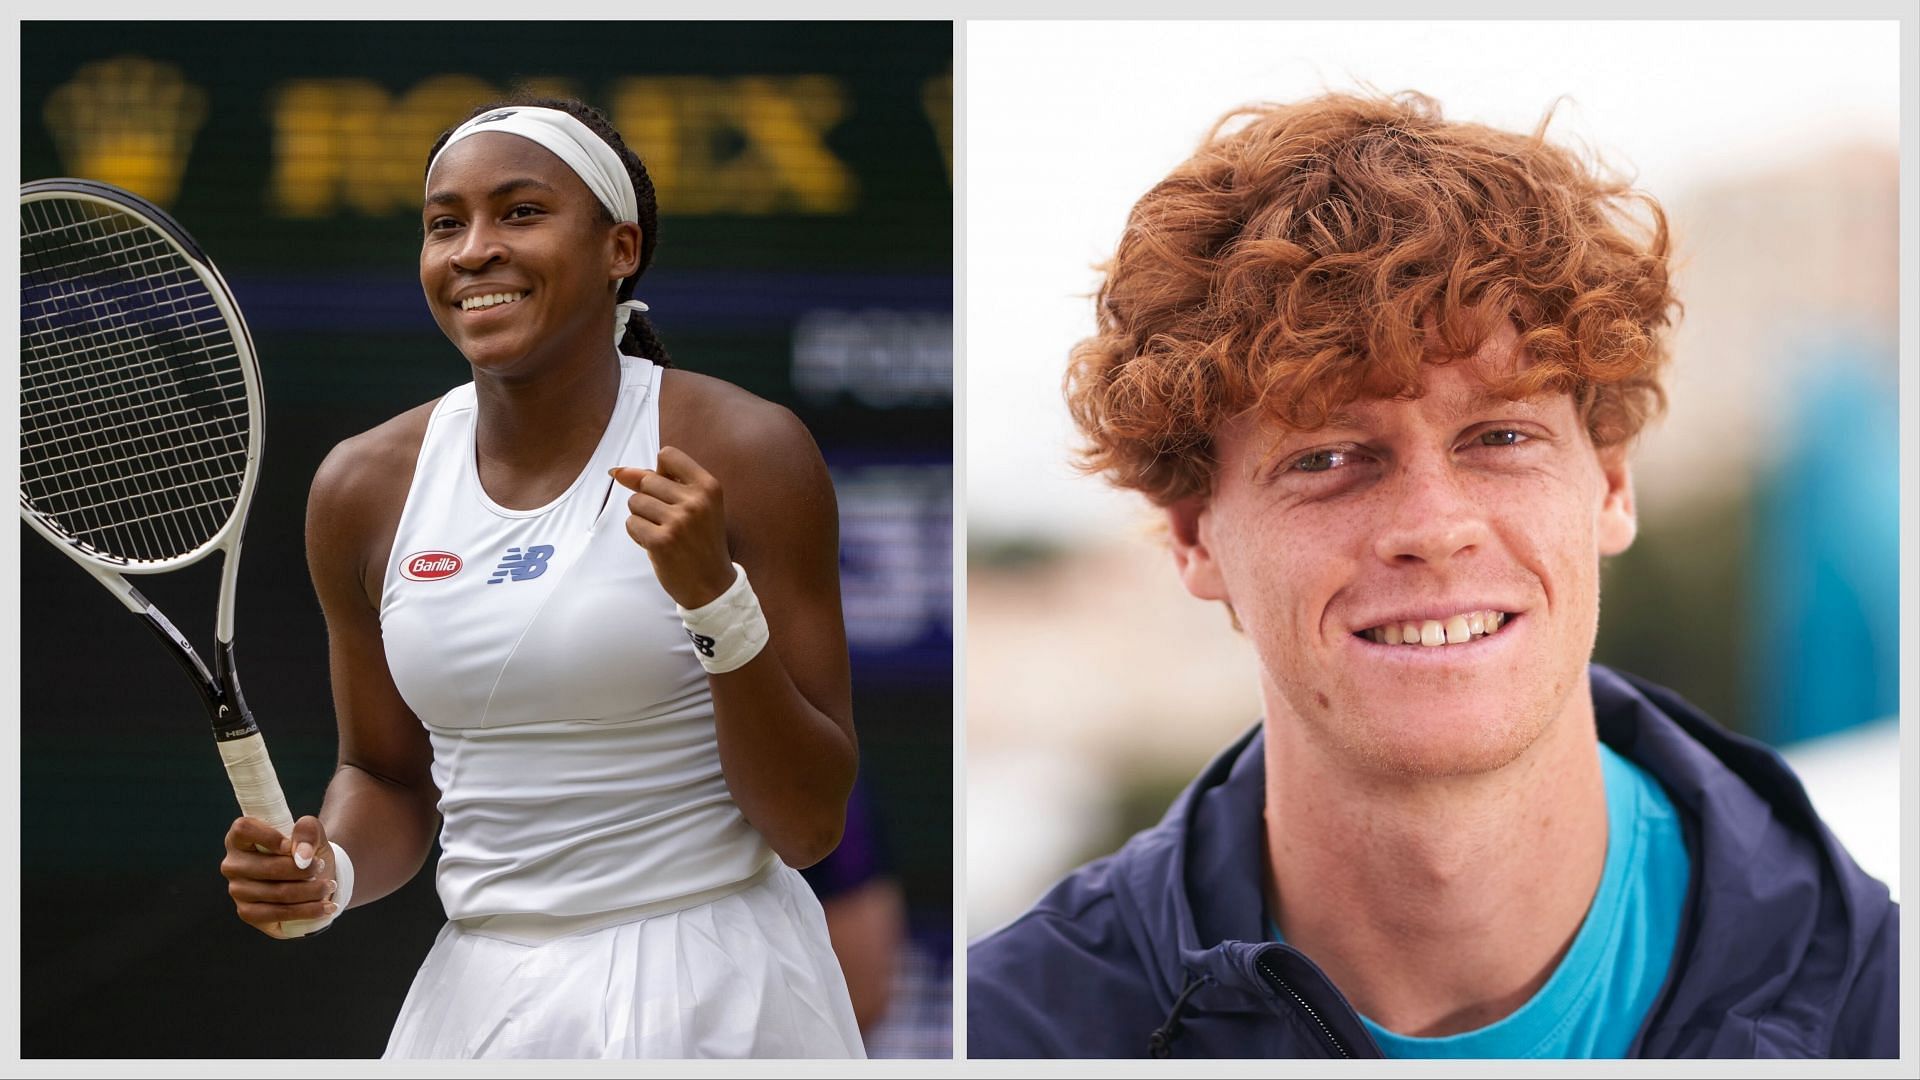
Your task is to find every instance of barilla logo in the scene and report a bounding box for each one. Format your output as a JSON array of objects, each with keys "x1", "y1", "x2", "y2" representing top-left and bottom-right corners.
[{"x1": 401, "y1": 551, "x2": 463, "y2": 581}]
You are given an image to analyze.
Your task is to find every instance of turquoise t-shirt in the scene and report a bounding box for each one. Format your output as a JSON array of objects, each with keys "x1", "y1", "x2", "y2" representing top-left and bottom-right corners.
[{"x1": 1268, "y1": 743, "x2": 1691, "y2": 1058}]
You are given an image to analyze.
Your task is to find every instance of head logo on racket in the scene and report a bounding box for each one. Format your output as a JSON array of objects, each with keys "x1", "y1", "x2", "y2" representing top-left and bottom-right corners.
[{"x1": 400, "y1": 551, "x2": 463, "y2": 582}]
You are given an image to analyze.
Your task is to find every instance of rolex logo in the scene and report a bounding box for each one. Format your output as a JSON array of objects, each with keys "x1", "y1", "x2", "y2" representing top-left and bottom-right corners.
[{"x1": 43, "y1": 56, "x2": 209, "y2": 206}]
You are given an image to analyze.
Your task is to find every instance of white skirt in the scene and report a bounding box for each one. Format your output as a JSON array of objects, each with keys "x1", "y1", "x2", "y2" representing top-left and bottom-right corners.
[{"x1": 383, "y1": 861, "x2": 866, "y2": 1059}]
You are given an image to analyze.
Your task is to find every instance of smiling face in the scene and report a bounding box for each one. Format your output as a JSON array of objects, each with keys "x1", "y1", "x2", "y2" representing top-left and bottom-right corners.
[
  {"x1": 420, "y1": 131, "x2": 639, "y2": 378},
  {"x1": 1167, "y1": 330, "x2": 1637, "y2": 778}
]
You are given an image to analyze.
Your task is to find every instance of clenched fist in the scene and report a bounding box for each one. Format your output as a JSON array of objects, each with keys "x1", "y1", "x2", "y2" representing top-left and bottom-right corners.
[
  {"x1": 610, "y1": 446, "x2": 737, "y2": 609},
  {"x1": 220, "y1": 814, "x2": 337, "y2": 939}
]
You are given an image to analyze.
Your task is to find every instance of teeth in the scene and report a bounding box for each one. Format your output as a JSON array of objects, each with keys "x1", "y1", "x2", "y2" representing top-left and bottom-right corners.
[
  {"x1": 1362, "y1": 609, "x2": 1510, "y2": 647},
  {"x1": 460, "y1": 291, "x2": 527, "y2": 311}
]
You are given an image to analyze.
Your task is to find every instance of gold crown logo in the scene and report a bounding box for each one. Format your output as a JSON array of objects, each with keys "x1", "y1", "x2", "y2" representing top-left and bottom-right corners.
[{"x1": 43, "y1": 56, "x2": 209, "y2": 206}]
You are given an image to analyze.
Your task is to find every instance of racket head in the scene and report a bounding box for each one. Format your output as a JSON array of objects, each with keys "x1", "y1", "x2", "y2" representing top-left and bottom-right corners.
[{"x1": 18, "y1": 178, "x2": 265, "y2": 574}]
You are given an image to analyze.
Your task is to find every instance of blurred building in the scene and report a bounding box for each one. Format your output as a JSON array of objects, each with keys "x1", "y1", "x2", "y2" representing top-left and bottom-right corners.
[
  {"x1": 969, "y1": 538, "x2": 1262, "y2": 931},
  {"x1": 1638, "y1": 144, "x2": 1898, "y2": 511},
  {"x1": 1623, "y1": 145, "x2": 1899, "y2": 745}
]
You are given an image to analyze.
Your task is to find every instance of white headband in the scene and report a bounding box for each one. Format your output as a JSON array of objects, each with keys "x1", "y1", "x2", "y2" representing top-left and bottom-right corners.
[{"x1": 428, "y1": 106, "x2": 650, "y2": 346}]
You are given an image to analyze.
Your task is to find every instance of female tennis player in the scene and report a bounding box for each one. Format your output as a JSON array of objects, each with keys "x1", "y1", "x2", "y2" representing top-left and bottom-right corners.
[{"x1": 216, "y1": 97, "x2": 864, "y2": 1058}]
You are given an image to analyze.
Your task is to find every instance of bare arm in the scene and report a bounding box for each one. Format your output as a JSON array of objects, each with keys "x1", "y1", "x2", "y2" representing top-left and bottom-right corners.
[
  {"x1": 615, "y1": 376, "x2": 856, "y2": 868},
  {"x1": 307, "y1": 425, "x2": 442, "y2": 904},
  {"x1": 222, "y1": 416, "x2": 441, "y2": 934}
]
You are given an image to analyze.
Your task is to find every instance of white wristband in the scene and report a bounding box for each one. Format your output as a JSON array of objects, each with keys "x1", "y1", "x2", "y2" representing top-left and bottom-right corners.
[
  {"x1": 322, "y1": 841, "x2": 355, "y2": 927},
  {"x1": 676, "y1": 562, "x2": 770, "y2": 675}
]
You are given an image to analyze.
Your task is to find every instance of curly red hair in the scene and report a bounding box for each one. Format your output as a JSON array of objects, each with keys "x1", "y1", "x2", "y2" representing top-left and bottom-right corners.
[{"x1": 1066, "y1": 91, "x2": 1679, "y2": 505}]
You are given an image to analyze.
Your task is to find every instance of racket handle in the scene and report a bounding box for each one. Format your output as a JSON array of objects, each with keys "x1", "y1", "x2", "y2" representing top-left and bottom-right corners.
[{"x1": 217, "y1": 732, "x2": 328, "y2": 939}]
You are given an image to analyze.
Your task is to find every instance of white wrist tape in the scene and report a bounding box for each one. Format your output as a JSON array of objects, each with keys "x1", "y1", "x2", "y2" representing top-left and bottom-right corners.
[
  {"x1": 297, "y1": 837, "x2": 355, "y2": 930},
  {"x1": 676, "y1": 562, "x2": 770, "y2": 675},
  {"x1": 330, "y1": 837, "x2": 357, "y2": 910},
  {"x1": 284, "y1": 834, "x2": 353, "y2": 933}
]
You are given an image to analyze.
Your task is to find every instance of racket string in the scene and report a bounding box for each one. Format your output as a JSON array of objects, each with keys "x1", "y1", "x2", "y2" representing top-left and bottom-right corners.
[
  {"x1": 22, "y1": 248, "x2": 217, "y2": 330},
  {"x1": 23, "y1": 290, "x2": 225, "y2": 357},
  {"x1": 32, "y1": 201, "x2": 232, "y2": 559},
  {"x1": 20, "y1": 194, "x2": 254, "y2": 564},
  {"x1": 22, "y1": 365, "x2": 246, "y2": 546},
  {"x1": 23, "y1": 368, "x2": 247, "y2": 451},
  {"x1": 21, "y1": 370, "x2": 242, "y2": 555},
  {"x1": 25, "y1": 421, "x2": 247, "y2": 503},
  {"x1": 63, "y1": 491, "x2": 246, "y2": 537}
]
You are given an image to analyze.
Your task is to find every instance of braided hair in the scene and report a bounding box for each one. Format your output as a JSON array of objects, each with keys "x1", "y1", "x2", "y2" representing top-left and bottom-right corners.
[{"x1": 425, "y1": 95, "x2": 672, "y2": 366}]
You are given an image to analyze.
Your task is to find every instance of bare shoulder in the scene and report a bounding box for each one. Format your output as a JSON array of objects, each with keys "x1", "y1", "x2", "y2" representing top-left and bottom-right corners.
[
  {"x1": 656, "y1": 369, "x2": 834, "y2": 555},
  {"x1": 307, "y1": 398, "x2": 441, "y2": 604},
  {"x1": 310, "y1": 399, "x2": 439, "y2": 518},
  {"x1": 657, "y1": 369, "x2": 824, "y2": 483}
]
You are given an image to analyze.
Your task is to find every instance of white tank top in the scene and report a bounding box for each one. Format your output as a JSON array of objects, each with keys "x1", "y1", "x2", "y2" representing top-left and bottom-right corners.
[{"x1": 380, "y1": 355, "x2": 774, "y2": 936}]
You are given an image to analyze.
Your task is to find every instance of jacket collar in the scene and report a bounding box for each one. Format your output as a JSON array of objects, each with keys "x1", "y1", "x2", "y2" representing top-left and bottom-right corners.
[
  {"x1": 1109, "y1": 717, "x2": 1379, "y2": 1055},
  {"x1": 1103, "y1": 663, "x2": 1890, "y2": 1058},
  {"x1": 1593, "y1": 666, "x2": 1892, "y2": 1056}
]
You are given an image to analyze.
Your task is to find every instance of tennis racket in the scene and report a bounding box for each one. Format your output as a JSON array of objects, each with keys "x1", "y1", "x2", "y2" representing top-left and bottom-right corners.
[{"x1": 19, "y1": 178, "x2": 324, "y2": 937}]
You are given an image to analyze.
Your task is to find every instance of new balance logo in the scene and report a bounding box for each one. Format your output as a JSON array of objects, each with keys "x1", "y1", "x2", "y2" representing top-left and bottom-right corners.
[
  {"x1": 487, "y1": 545, "x2": 555, "y2": 584},
  {"x1": 687, "y1": 630, "x2": 717, "y2": 658}
]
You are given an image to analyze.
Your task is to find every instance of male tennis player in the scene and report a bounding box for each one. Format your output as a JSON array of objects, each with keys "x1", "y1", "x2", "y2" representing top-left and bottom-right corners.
[{"x1": 967, "y1": 92, "x2": 1900, "y2": 1059}]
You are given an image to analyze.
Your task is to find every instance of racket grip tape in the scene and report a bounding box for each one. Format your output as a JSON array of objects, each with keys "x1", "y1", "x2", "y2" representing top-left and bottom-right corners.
[{"x1": 216, "y1": 732, "x2": 329, "y2": 939}]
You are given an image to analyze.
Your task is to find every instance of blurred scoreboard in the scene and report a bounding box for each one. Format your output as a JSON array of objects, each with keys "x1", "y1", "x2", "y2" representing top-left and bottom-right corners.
[{"x1": 22, "y1": 23, "x2": 950, "y2": 267}]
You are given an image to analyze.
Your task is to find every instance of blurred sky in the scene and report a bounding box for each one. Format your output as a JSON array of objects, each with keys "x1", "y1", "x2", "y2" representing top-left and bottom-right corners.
[{"x1": 965, "y1": 19, "x2": 1902, "y2": 540}]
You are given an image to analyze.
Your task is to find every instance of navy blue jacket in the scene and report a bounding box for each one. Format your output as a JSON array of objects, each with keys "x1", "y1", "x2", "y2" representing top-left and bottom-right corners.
[{"x1": 969, "y1": 666, "x2": 1900, "y2": 1058}]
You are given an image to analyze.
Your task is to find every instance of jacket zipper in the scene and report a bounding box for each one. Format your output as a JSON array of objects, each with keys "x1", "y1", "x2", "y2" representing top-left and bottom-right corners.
[{"x1": 1256, "y1": 953, "x2": 1351, "y2": 1058}]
